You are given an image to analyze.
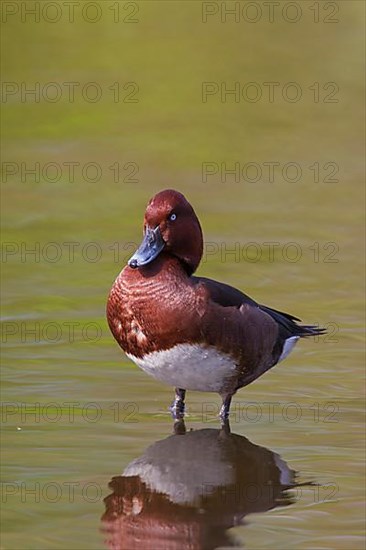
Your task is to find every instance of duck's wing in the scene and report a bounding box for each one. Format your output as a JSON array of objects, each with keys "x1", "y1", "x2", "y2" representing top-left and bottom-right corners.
[
  {"x1": 258, "y1": 305, "x2": 325, "y2": 338},
  {"x1": 190, "y1": 276, "x2": 325, "y2": 389},
  {"x1": 193, "y1": 276, "x2": 325, "y2": 339},
  {"x1": 192, "y1": 276, "x2": 258, "y2": 308},
  {"x1": 191, "y1": 276, "x2": 280, "y2": 381}
]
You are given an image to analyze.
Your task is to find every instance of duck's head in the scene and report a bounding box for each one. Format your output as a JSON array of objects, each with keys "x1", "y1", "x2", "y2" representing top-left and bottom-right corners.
[{"x1": 128, "y1": 189, "x2": 203, "y2": 275}]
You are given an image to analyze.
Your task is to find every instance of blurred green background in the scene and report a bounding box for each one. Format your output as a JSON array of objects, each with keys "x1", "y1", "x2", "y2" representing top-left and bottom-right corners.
[{"x1": 1, "y1": 1, "x2": 365, "y2": 549}]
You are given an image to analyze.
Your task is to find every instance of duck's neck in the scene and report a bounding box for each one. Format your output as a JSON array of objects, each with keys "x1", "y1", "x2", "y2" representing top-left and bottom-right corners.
[{"x1": 136, "y1": 252, "x2": 193, "y2": 280}]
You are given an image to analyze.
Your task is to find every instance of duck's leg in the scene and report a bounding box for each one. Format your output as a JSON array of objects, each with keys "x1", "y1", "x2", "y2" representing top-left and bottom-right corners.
[
  {"x1": 219, "y1": 417, "x2": 231, "y2": 436},
  {"x1": 170, "y1": 388, "x2": 186, "y2": 420},
  {"x1": 173, "y1": 418, "x2": 186, "y2": 435},
  {"x1": 219, "y1": 394, "x2": 233, "y2": 420}
]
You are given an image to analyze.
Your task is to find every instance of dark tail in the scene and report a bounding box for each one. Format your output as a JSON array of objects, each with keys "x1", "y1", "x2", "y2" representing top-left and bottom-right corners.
[{"x1": 260, "y1": 305, "x2": 326, "y2": 338}]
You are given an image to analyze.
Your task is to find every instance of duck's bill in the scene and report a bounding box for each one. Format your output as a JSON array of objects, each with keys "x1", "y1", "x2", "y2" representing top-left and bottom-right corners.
[{"x1": 128, "y1": 226, "x2": 165, "y2": 268}]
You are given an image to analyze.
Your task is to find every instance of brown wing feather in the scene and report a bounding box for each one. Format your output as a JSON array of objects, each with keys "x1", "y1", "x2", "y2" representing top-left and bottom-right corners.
[{"x1": 195, "y1": 279, "x2": 280, "y2": 390}]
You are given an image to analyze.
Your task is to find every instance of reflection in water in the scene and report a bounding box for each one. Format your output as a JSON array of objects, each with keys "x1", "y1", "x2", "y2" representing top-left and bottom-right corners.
[{"x1": 101, "y1": 421, "x2": 297, "y2": 550}]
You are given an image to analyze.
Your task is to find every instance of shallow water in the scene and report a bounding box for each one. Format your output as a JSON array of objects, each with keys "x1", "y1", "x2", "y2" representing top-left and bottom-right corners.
[{"x1": 1, "y1": 1, "x2": 365, "y2": 549}]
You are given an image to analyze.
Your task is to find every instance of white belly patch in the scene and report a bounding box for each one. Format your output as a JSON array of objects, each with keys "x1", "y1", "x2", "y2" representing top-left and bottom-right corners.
[
  {"x1": 278, "y1": 336, "x2": 299, "y2": 363},
  {"x1": 126, "y1": 344, "x2": 238, "y2": 393}
]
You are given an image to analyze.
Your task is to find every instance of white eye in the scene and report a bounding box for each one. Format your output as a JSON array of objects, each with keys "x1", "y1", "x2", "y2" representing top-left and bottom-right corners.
[{"x1": 169, "y1": 213, "x2": 177, "y2": 221}]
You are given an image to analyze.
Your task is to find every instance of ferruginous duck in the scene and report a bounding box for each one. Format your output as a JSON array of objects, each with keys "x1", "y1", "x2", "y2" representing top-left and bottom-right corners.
[{"x1": 107, "y1": 189, "x2": 324, "y2": 420}]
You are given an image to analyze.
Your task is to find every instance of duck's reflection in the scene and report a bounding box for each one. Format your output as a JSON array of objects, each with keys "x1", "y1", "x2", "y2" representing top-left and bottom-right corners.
[{"x1": 101, "y1": 421, "x2": 297, "y2": 550}]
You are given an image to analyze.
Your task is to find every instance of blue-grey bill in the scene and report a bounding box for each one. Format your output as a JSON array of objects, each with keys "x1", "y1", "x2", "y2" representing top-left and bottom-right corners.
[{"x1": 128, "y1": 226, "x2": 165, "y2": 268}]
